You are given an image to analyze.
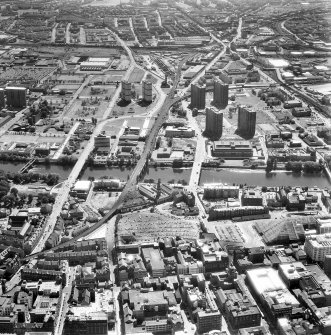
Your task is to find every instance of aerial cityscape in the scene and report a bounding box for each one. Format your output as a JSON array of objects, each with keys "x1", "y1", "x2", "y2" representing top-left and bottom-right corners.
[{"x1": 0, "y1": 0, "x2": 331, "y2": 334}]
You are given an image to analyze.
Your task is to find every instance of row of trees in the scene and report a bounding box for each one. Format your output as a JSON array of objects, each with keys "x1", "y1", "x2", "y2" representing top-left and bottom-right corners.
[
  {"x1": 0, "y1": 153, "x2": 30, "y2": 162},
  {"x1": 59, "y1": 155, "x2": 78, "y2": 166},
  {"x1": 1, "y1": 186, "x2": 55, "y2": 210},
  {"x1": 6, "y1": 172, "x2": 60, "y2": 186},
  {"x1": 266, "y1": 157, "x2": 323, "y2": 174},
  {"x1": 285, "y1": 161, "x2": 324, "y2": 173}
]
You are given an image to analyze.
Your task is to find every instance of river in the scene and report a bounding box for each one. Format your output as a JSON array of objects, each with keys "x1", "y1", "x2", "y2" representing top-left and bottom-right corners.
[
  {"x1": 2, "y1": 161, "x2": 327, "y2": 188},
  {"x1": 0, "y1": 162, "x2": 193, "y2": 184},
  {"x1": 81, "y1": 166, "x2": 192, "y2": 183},
  {"x1": 200, "y1": 169, "x2": 330, "y2": 188},
  {"x1": 0, "y1": 162, "x2": 25, "y2": 174}
]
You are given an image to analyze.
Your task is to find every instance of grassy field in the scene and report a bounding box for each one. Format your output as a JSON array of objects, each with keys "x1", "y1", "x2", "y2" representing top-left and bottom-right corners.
[
  {"x1": 90, "y1": 191, "x2": 119, "y2": 211},
  {"x1": 128, "y1": 67, "x2": 145, "y2": 83}
]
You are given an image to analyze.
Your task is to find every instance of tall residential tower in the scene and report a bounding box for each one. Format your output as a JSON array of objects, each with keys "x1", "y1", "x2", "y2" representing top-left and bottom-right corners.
[
  {"x1": 213, "y1": 79, "x2": 228, "y2": 109},
  {"x1": 142, "y1": 80, "x2": 153, "y2": 102},
  {"x1": 121, "y1": 80, "x2": 132, "y2": 102},
  {"x1": 237, "y1": 105, "x2": 256, "y2": 138},
  {"x1": 205, "y1": 106, "x2": 223, "y2": 139},
  {"x1": 191, "y1": 83, "x2": 206, "y2": 110}
]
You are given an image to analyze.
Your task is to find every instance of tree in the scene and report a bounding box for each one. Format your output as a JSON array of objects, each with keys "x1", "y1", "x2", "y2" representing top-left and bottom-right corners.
[
  {"x1": 10, "y1": 187, "x2": 18, "y2": 197},
  {"x1": 173, "y1": 159, "x2": 183, "y2": 168},
  {"x1": 156, "y1": 136, "x2": 161, "y2": 150},
  {"x1": 303, "y1": 161, "x2": 322, "y2": 173},
  {"x1": 40, "y1": 204, "x2": 52, "y2": 215},
  {"x1": 3, "y1": 194, "x2": 16, "y2": 208},
  {"x1": 286, "y1": 161, "x2": 302, "y2": 173},
  {"x1": 28, "y1": 194, "x2": 33, "y2": 203},
  {"x1": 266, "y1": 158, "x2": 274, "y2": 173}
]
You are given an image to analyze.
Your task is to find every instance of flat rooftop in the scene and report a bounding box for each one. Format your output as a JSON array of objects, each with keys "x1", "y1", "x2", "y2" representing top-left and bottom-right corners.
[{"x1": 247, "y1": 267, "x2": 286, "y2": 295}]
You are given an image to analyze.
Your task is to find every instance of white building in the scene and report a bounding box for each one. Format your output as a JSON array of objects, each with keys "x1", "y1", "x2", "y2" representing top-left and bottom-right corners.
[
  {"x1": 164, "y1": 126, "x2": 195, "y2": 138},
  {"x1": 304, "y1": 234, "x2": 331, "y2": 261}
]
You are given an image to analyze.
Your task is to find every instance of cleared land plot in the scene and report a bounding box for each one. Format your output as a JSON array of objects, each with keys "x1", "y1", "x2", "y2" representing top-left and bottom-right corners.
[
  {"x1": 126, "y1": 118, "x2": 146, "y2": 128},
  {"x1": 102, "y1": 119, "x2": 124, "y2": 135},
  {"x1": 128, "y1": 67, "x2": 145, "y2": 83},
  {"x1": 224, "y1": 101, "x2": 275, "y2": 128},
  {"x1": 113, "y1": 100, "x2": 154, "y2": 117},
  {"x1": 94, "y1": 71, "x2": 126, "y2": 83},
  {"x1": 117, "y1": 212, "x2": 200, "y2": 243},
  {"x1": 56, "y1": 74, "x2": 84, "y2": 83},
  {"x1": 90, "y1": 192, "x2": 119, "y2": 211},
  {"x1": 79, "y1": 85, "x2": 116, "y2": 98},
  {"x1": 53, "y1": 84, "x2": 81, "y2": 92},
  {"x1": 117, "y1": 56, "x2": 130, "y2": 70},
  {"x1": 0, "y1": 134, "x2": 64, "y2": 144},
  {"x1": 68, "y1": 99, "x2": 109, "y2": 119},
  {"x1": 0, "y1": 66, "x2": 56, "y2": 81}
]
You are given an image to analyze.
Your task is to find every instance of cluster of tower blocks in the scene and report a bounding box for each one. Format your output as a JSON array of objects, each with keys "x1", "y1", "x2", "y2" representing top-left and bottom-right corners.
[
  {"x1": 121, "y1": 79, "x2": 153, "y2": 103},
  {"x1": 192, "y1": 79, "x2": 256, "y2": 139}
]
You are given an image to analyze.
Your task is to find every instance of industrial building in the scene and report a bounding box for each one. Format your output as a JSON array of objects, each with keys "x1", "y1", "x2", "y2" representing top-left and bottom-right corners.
[
  {"x1": 70, "y1": 181, "x2": 92, "y2": 200},
  {"x1": 94, "y1": 133, "x2": 110, "y2": 148},
  {"x1": 242, "y1": 188, "x2": 263, "y2": 206},
  {"x1": 211, "y1": 140, "x2": 253, "y2": 158},
  {"x1": 209, "y1": 206, "x2": 269, "y2": 221},
  {"x1": 246, "y1": 267, "x2": 300, "y2": 320},
  {"x1": 205, "y1": 107, "x2": 223, "y2": 139},
  {"x1": 79, "y1": 57, "x2": 110, "y2": 71},
  {"x1": 203, "y1": 184, "x2": 239, "y2": 199},
  {"x1": 164, "y1": 126, "x2": 195, "y2": 138}
]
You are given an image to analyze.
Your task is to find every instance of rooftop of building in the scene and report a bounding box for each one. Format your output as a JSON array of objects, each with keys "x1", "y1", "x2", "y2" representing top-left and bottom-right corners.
[
  {"x1": 73, "y1": 180, "x2": 92, "y2": 192},
  {"x1": 306, "y1": 233, "x2": 331, "y2": 247},
  {"x1": 242, "y1": 189, "x2": 263, "y2": 198},
  {"x1": 128, "y1": 289, "x2": 175, "y2": 308},
  {"x1": 141, "y1": 247, "x2": 165, "y2": 270},
  {"x1": 247, "y1": 267, "x2": 286, "y2": 295},
  {"x1": 213, "y1": 140, "x2": 252, "y2": 149},
  {"x1": 279, "y1": 262, "x2": 308, "y2": 282}
]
